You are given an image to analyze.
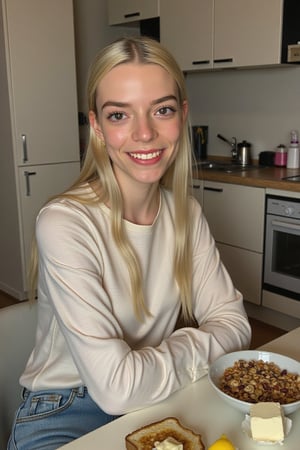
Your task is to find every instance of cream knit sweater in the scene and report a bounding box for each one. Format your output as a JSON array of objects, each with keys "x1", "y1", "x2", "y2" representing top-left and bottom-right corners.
[{"x1": 21, "y1": 186, "x2": 251, "y2": 414}]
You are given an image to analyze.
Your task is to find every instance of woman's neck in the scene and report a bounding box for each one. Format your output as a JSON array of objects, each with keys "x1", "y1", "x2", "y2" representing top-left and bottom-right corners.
[
  {"x1": 90, "y1": 179, "x2": 161, "y2": 225},
  {"x1": 122, "y1": 184, "x2": 161, "y2": 225}
]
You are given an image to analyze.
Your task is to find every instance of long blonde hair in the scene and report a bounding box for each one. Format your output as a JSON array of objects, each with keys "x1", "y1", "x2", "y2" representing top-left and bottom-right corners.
[{"x1": 29, "y1": 36, "x2": 194, "y2": 322}]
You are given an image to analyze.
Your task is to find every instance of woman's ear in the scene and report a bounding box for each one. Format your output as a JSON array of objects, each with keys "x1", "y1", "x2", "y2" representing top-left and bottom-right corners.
[
  {"x1": 89, "y1": 111, "x2": 104, "y2": 140},
  {"x1": 182, "y1": 100, "x2": 189, "y2": 123}
]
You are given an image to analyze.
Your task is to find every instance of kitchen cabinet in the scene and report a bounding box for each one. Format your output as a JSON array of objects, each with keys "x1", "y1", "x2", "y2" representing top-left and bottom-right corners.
[
  {"x1": 0, "y1": 0, "x2": 80, "y2": 299},
  {"x1": 17, "y1": 163, "x2": 80, "y2": 288},
  {"x1": 203, "y1": 181, "x2": 265, "y2": 305},
  {"x1": 192, "y1": 179, "x2": 203, "y2": 205},
  {"x1": 3, "y1": 0, "x2": 79, "y2": 166},
  {"x1": 213, "y1": 0, "x2": 283, "y2": 69},
  {"x1": 160, "y1": 0, "x2": 299, "y2": 71},
  {"x1": 108, "y1": 0, "x2": 159, "y2": 25},
  {"x1": 160, "y1": 0, "x2": 213, "y2": 71}
]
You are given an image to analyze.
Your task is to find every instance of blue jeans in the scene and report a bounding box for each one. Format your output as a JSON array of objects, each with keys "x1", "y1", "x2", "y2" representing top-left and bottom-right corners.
[{"x1": 8, "y1": 386, "x2": 120, "y2": 450}]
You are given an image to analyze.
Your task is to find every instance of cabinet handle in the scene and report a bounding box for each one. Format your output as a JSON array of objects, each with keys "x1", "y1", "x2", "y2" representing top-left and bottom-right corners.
[
  {"x1": 22, "y1": 134, "x2": 28, "y2": 163},
  {"x1": 192, "y1": 60, "x2": 210, "y2": 65},
  {"x1": 24, "y1": 171, "x2": 36, "y2": 196},
  {"x1": 213, "y1": 58, "x2": 234, "y2": 63},
  {"x1": 124, "y1": 12, "x2": 140, "y2": 19},
  {"x1": 192, "y1": 185, "x2": 201, "y2": 189},
  {"x1": 204, "y1": 187, "x2": 223, "y2": 193}
]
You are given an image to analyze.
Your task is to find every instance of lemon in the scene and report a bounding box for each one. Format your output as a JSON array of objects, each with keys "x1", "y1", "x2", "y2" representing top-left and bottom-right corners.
[{"x1": 208, "y1": 434, "x2": 235, "y2": 450}]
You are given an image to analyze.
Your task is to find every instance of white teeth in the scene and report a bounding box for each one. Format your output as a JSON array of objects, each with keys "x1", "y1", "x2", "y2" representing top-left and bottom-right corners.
[{"x1": 129, "y1": 151, "x2": 161, "y2": 160}]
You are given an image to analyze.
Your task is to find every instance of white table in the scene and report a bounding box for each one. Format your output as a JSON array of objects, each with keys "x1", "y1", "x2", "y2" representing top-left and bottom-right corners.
[{"x1": 59, "y1": 328, "x2": 300, "y2": 450}]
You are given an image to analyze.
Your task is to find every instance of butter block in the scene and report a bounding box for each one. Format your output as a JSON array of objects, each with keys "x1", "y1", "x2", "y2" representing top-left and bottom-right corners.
[
  {"x1": 154, "y1": 437, "x2": 183, "y2": 450},
  {"x1": 250, "y1": 402, "x2": 284, "y2": 442}
]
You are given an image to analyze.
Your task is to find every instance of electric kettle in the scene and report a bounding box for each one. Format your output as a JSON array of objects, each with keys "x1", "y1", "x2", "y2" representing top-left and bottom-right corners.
[{"x1": 237, "y1": 140, "x2": 252, "y2": 166}]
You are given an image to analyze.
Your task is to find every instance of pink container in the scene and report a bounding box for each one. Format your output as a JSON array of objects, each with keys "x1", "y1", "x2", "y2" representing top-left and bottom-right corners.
[{"x1": 274, "y1": 145, "x2": 287, "y2": 167}]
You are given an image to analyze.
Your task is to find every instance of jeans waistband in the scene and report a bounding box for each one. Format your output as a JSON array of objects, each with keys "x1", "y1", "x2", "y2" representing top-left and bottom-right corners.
[{"x1": 22, "y1": 385, "x2": 87, "y2": 400}]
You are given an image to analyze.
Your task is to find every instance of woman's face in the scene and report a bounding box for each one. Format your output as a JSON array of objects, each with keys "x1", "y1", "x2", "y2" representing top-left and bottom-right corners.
[{"x1": 90, "y1": 62, "x2": 188, "y2": 189}]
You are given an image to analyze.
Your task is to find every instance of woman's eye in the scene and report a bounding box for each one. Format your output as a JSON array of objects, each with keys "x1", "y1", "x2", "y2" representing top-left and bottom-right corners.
[
  {"x1": 156, "y1": 106, "x2": 176, "y2": 116},
  {"x1": 107, "y1": 111, "x2": 126, "y2": 121}
]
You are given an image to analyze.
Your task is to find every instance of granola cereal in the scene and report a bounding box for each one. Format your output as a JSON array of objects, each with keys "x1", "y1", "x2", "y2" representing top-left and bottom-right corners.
[{"x1": 219, "y1": 359, "x2": 300, "y2": 404}]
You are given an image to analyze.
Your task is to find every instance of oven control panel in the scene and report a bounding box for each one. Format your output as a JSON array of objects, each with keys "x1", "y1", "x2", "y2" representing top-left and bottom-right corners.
[{"x1": 267, "y1": 196, "x2": 300, "y2": 219}]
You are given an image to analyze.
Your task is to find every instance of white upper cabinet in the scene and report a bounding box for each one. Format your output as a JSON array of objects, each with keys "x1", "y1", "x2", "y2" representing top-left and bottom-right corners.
[
  {"x1": 108, "y1": 0, "x2": 159, "y2": 25},
  {"x1": 160, "y1": 0, "x2": 213, "y2": 71},
  {"x1": 160, "y1": 0, "x2": 298, "y2": 72},
  {"x1": 5, "y1": 0, "x2": 79, "y2": 165},
  {"x1": 213, "y1": 0, "x2": 283, "y2": 69}
]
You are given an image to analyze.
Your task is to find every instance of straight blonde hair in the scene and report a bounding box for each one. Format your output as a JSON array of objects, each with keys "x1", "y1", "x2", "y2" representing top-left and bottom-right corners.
[{"x1": 29, "y1": 36, "x2": 194, "y2": 323}]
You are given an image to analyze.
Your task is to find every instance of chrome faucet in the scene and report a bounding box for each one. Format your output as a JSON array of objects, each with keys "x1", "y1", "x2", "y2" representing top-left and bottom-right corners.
[
  {"x1": 231, "y1": 137, "x2": 238, "y2": 161},
  {"x1": 217, "y1": 134, "x2": 238, "y2": 162}
]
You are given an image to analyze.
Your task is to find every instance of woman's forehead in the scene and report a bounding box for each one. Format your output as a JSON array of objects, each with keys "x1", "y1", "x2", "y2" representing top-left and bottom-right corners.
[{"x1": 97, "y1": 63, "x2": 177, "y2": 100}]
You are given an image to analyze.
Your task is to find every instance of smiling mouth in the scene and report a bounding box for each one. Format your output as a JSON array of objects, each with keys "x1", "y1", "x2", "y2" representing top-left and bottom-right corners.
[{"x1": 129, "y1": 150, "x2": 162, "y2": 161}]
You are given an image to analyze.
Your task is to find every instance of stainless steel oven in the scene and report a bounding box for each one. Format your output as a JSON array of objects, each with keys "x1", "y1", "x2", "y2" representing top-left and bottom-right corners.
[{"x1": 264, "y1": 195, "x2": 300, "y2": 301}]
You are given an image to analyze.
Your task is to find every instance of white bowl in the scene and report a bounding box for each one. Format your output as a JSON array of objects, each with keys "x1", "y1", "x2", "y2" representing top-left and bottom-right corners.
[{"x1": 208, "y1": 350, "x2": 300, "y2": 415}]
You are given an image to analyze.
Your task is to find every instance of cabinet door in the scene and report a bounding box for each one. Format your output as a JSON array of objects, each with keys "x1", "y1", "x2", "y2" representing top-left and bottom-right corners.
[
  {"x1": 17, "y1": 162, "x2": 80, "y2": 293},
  {"x1": 108, "y1": 0, "x2": 159, "y2": 25},
  {"x1": 218, "y1": 243, "x2": 262, "y2": 305},
  {"x1": 191, "y1": 179, "x2": 203, "y2": 205},
  {"x1": 213, "y1": 0, "x2": 283, "y2": 68},
  {"x1": 203, "y1": 181, "x2": 265, "y2": 252},
  {"x1": 160, "y1": 0, "x2": 213, "y2": 71},
  {"x1": 5, "y1": 0, "x2": 79, "y2": 166}
]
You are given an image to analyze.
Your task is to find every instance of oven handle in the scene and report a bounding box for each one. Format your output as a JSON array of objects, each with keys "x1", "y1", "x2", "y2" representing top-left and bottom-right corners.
[{"x1": 272, "y1": 219, "x2": 300, "y2": 231}]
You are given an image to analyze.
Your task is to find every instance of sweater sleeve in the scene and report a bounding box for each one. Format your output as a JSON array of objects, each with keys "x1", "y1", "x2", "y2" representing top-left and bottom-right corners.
[{"x1": 35, "y1": 200, "x2": 251, "y2": 415}]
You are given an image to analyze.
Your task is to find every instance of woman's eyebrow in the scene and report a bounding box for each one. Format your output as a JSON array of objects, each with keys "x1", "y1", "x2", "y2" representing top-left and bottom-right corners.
[
  {"x1": 101, "y1": 101, "x2": 129, "y2": 110},
  {"x1": 101, "y1": 95, "x2": 178, "y2": 111},
  {"x1": 151, "y1": 95, "x2": 178, "y2": 105}
]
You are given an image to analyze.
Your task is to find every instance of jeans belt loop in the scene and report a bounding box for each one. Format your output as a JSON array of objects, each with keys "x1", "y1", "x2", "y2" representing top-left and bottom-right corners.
[{"x1": 76, "y1": 385, "x2": 86, "y2": 397}]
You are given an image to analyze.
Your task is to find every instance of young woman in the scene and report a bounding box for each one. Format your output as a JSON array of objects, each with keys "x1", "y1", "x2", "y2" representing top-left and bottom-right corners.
[{"x1": 8, "y1": 36, "x2": 251, "y2": 449}]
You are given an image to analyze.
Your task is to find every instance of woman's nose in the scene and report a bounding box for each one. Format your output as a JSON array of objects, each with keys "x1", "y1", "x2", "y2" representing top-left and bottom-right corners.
[{"x1": 132, "y1": 116, "x2": 157, "y2": 142}]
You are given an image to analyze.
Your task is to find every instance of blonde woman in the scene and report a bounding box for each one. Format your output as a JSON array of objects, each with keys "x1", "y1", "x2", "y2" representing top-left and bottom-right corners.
[{"x1": 9, "y1": 36, "x2": 251, "y2": 449}]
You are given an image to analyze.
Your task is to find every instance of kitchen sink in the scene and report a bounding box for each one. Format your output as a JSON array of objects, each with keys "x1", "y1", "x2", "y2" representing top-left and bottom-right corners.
[
  {"x1": 195, "y1": 161, "x2": 260, "y2": 173},
  {"x1": 282, "y1": 175, "x2": 300, "y2": 182}
]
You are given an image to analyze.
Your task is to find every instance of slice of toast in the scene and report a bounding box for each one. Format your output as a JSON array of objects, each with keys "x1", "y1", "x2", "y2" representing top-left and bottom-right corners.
[{"x1": 125, "y1": 417, "x2": 205, "y2": 450}]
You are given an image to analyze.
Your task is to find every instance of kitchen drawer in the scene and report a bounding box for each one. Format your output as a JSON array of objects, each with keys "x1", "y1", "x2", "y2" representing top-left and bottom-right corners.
[{"x1": 203, "y1": 181, "x2": 265, "y2": 252}]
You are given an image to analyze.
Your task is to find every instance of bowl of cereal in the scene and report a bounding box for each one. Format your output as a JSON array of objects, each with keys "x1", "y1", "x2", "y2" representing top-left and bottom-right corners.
[{"x1": 208, "y1": 350, "x2": 300, "y2": 415}]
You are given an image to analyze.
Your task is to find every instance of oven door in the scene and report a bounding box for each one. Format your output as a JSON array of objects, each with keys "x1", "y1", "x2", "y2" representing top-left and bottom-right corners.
[{"x1": 264, "y1": 213, "x2": 300, "y2": 299}]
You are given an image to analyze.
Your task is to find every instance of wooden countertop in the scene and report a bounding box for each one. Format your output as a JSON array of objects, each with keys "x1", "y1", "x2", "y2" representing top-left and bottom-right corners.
[{"x1": 194, "y1": 162, "x2": 300, "y2": 193}]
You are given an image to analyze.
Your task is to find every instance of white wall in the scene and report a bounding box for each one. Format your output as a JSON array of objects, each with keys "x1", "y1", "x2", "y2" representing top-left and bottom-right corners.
[{"x1": 186, "y1": 65, "x2": 300, "y2": 160}]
